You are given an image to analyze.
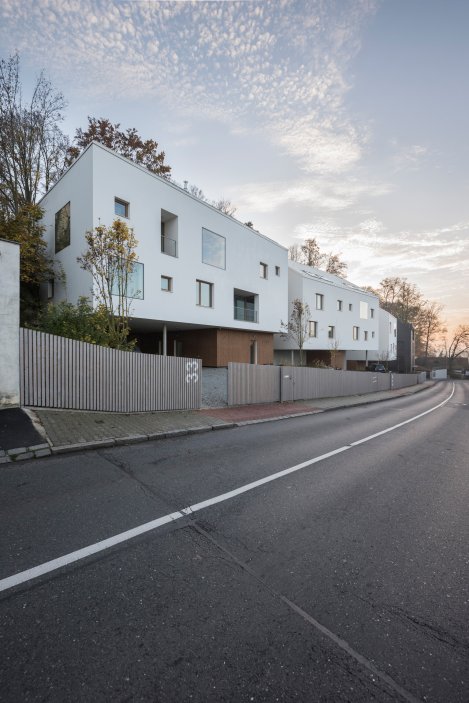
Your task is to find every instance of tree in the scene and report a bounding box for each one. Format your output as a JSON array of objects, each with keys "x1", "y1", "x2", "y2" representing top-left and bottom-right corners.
[
  {"x1": 213, "y1": 198, "x2": 237, "y2": 216},
  {"x1": 35, "y1": 297, "x2": 111, "y2": 346},
  {"x1": 418, "y1": 301, "x2": 446, "y2": 359},
  {"x1": 281, "y1": 298, "x2": 311, "y2": 366},
  {"x1": 77, "y1": 219, "x2": 139, "y2": 350},
  {"x1": 374, "y1": 277, "x2": 445, "y2": 356},
  {"x1": 0, "y1": 203, "x2": 58, "y2": 325},
  {"x1": 66, "y1": 117, "x2": 171, "y2": 177},
  {"x1": 289, "y1": 238, "x2": 348, "y2": 277},
  {"x1": 444, "y1": 325, "x2": 469, "y2": 371},
  {"x1": 0, "y1": 53, "x2": 68, "y2": 216}
]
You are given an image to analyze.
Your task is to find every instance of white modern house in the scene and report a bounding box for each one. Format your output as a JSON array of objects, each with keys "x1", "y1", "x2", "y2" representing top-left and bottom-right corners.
[
  {"x1": 274, "y1": 262, "x2": 381, "y2": 369},
  {"x1": 39, "y1": 142, "x2": 288, "y2": 366},
  {"x1": 346, "y1": 308, "x2": 398, "y2": 368}
]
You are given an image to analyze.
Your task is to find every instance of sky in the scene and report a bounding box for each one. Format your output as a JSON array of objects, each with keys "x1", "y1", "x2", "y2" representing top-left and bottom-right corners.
[{"x1": 1, "y1": 0, "x2": 468, "y2": 335}]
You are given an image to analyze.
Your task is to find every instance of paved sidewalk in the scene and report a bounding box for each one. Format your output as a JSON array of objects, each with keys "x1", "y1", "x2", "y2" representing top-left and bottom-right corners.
[{"x1": 0, "y1": 381, "x2": 435, "y2": 463}]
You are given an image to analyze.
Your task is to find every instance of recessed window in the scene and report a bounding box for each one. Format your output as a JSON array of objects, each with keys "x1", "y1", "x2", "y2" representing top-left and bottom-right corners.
[
  {"x1": 370, "y1": 308, "x2": 375, "y2": 319},
  {"x1": 364, "y1": 331, "x2": 368, "y2": 341},
  {"x1": 55, "y1": 201, "x2": 70, "y2": 253},
  {"x1": 372, "y1": 331, "x2": 375, "y2": 339},
  {"x1": 47, "y1": 280, "x2": 54, "y2": 299},
  {"x1": 260, "y1": 262, "x2": 268, "y2": 279},
  {"x1": 114, "y1": 198, "x2": 129, "y2": 218},
  {"x1": 337, "y1": 300, "x2": 343, "y2": 311},
  {"x1": 196, "y1": 279, "x2": 213, "y2": 307},
  {"x1": 316, "y1": 293, "x2": 324, "y2": 310},
  {"x1": 234, "y1": 290, "x2": 258, "y2": 323},
  {"x1": 202, "y1": 228, "x2": 226, "y2": 269},
  {"x1": 275, "y1": 266, "x2": 280, "y2": 276},
  {"x1": 161, "y1": 275, "x2": 172, "y2": 292},
  {"x1": 353, "y1": 326, "x2": 359, "y2": 341},
  {"x1": 328, "y1": 325, "x2": 335, "y2": 339},
  {"x1": 349, "y1": 303, "x2": 353, "y2": 311},
  {"x1": 161, "y1": 209, "x2": 178, "y2": 257},
  {"x1": 309, "y1": 320, "x2": 318, "y2": 337}
]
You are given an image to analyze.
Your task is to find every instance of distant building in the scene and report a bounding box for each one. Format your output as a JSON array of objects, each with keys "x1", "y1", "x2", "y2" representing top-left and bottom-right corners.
[
  {"x1": 274, "y1": 262, "x2": 380, "y2": 369},
  {"x1": 39, "y1": 142, "x2": 288, "y2": 366}
]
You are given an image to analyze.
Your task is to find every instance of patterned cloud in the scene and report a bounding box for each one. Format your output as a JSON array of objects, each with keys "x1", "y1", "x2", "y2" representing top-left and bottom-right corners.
[{"x1": 0, "y1": 0, "x2": 376, "y2": 174}]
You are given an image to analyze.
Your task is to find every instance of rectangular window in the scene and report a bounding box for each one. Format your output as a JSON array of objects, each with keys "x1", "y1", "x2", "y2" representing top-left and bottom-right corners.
[
  {"x1": 349, "y1": 303, "x2": 353, "y2": 311},
  {"x1": 372, "y1": 331, "x2": 375, "y2": 339},
  {"x1": 360, "y1": 301, "x2": 368, "y2": 319},
  {"x1": 202, "y1": 228, "x2": 226, "y2": 269},
  {"x1": 337, "y1": 300, "x2": 343, "y2": 311},
  {"x1": 275, "y1": 266, "x2": 280, "y2": 276},
  {"x1": 364, "y1": 331, "x2": 368, "y2": 341},
  {"x1": 196, "y1": 280, "x2": 213, "y2": 307},
  {"x1": 260, "y1": 262, "x2": 268, "y2": 278},
  {"x1": 316, "y1": 293, "x2": 324, "y2": 310},
  {"x1": 55, "y1": 202, "x2": 70, "y2": 253},
  {"x1": 370, "y1": 308, "x2": 375, "y2": 319},
  {"x1": 309, "y1": 320, "x2": 318, "y2": 337},
  {"x1": 114, "y1": 198, "x2": 129, "y2": 218},
  {"x1": 328, "y1": 325, "x2": 335, "y2": 339},
  {"x1": 161, "y1": 275, "x2": 172, "y2": 292},
  {"x1": 353, "y1": 326, "x2": 359, "y2": 341},
  {"x1": 111, "y1": 260, "x2": 144, "y2": 300}
]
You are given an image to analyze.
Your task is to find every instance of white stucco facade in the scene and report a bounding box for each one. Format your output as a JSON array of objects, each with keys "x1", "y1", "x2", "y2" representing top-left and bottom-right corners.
[
  {"x1": 347, "y1": 308, "x2": 398, "y2": 365},
  {"x1": 0, "y1": 239, "x2": 20, "y2": 408},
  {"x1": 39, "y1": 143, "x2": 288, "y2": 334},
  {"x1": 274, "y1": 262, "x2": 380, "y2": 367}
]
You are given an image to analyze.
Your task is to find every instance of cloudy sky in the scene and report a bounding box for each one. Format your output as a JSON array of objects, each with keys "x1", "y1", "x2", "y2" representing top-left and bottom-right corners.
[{"x1": 1, "y1": 0, "x2": 468, "y2": 332}]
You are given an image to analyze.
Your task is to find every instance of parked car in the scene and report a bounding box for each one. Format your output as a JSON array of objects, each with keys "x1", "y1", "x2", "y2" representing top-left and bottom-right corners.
[{"x1": 369, "y1": 363, "x2": 387, "y2": 373}]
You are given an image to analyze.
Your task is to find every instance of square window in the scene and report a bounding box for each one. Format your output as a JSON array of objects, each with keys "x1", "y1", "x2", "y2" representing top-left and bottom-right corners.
[
  {"x1": 161, "y1": 276, "x2": 172, "y2": 292},
  {"x1": 309, "y1": 320, "x2": 317, "y2": 337},
  {"x1": 202, "y1": 228, "x2": 225, "y2": 269},
  {"x1": 196, "y1": 279, "x2": 213, "y2": 307},
  {"x1": 111, "y1": 260, "x2": 144, "y2": 300},
  {"x1": 114, "y1": 198, "x2": 129, "y2": 218},
  {"x1": 328, "y1": 325, "x2": 335, "y2": 339},
  {"x1": 275, "y1": 266, "x2": 280, "y2": 276},
  {"x1": 337, "y1": 300, "x2": 343, "y2": 311},
  {"x1": 55, "y1": 202, "x2": 70, "y2": 253},
  {"x1": 316, "y1": 293, "x2": 324, "y2": 310},
  {"x1": 260, "y1": 262, "x2": 268, "y2": 279}
]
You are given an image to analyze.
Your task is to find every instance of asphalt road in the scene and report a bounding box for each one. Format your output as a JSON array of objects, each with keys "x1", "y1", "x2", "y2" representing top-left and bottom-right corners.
[{"x1": 0, "y1": 381, "x2": 468, "y2": 702}]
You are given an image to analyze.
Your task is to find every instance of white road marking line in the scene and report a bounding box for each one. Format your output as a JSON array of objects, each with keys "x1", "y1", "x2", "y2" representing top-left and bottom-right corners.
[{"x1": 0, "y1": 384, "x2": 455, "y2": 594}]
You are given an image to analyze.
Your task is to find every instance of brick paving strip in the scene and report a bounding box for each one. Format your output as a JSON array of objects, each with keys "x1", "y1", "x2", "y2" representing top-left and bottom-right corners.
[{"x1": 199, "y1": 402, "x2": 319, "y2": 423}]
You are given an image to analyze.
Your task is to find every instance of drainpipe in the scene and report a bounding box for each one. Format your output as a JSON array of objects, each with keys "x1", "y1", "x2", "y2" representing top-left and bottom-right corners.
[{"x1": 163, "y1": 324, "x2": 167, "y2": 356}]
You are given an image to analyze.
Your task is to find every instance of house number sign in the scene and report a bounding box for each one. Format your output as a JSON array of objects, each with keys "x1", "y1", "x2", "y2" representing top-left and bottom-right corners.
[{"x1": 185, "y1": 361, "x2": 199, "y2": 384}]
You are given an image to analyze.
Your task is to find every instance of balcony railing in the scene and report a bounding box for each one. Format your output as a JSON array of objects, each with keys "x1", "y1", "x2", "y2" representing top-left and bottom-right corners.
[
  {"x1": 234, "y1": 305, "x2": 258, "y2": 323},
  {"x1": 161, "y1": 235, "x2": 177, "y2": 257}
]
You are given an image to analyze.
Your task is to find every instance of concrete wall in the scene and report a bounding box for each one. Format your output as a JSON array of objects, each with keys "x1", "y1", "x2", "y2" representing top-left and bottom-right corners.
[{"x1": 0, "y1": 239, "x2": 20, "y2": 408}]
